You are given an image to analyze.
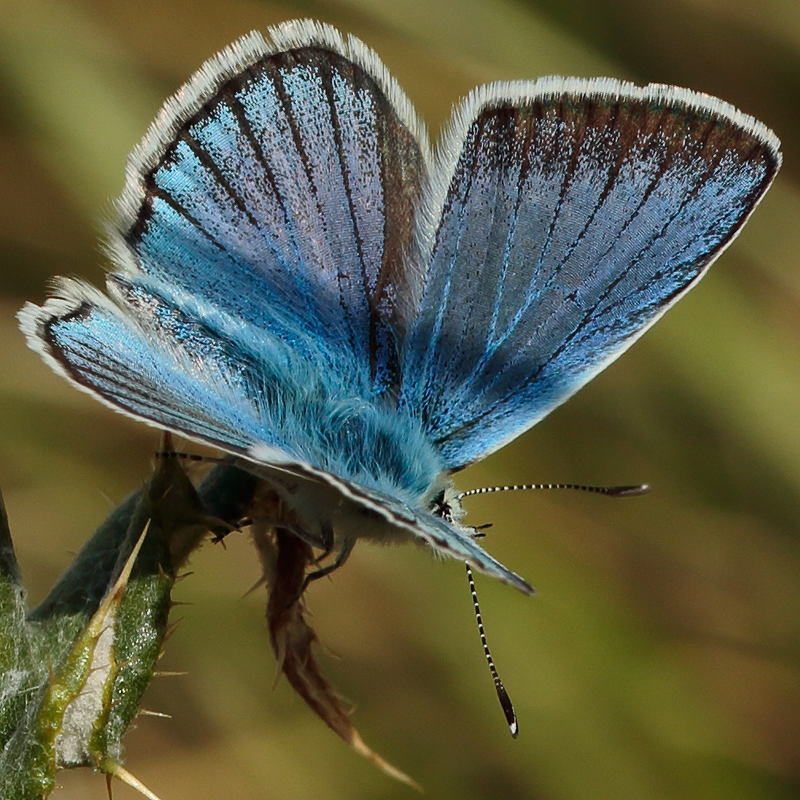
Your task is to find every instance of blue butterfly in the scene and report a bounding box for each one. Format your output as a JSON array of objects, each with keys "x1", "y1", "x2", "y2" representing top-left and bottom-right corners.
[{"x1": 19, "y1": 20, "x2": 780, "y2": 595}]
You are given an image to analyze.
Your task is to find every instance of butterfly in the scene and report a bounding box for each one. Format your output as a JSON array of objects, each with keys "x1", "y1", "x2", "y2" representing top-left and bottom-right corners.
[{"x1": 19, "y1": 19, "x2": 780, "y2": 596}]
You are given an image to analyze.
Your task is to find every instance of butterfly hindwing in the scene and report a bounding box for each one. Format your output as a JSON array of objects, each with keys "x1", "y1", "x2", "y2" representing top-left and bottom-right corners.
[
  {"x1": 20, "y1": 279, "x2": 275, "y2": 453},
  {"x1": 20, "y1": 276, "x2": 534, "y2": 594},
  {"x1": 402, "y1": 80, "x2": 781, "y2": 468}
]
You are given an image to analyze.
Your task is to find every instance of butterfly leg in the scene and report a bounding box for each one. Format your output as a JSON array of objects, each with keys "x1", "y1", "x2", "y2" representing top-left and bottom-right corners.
[
  {"x1": 313, "y1": 520, "x2": 335, "y2": 564},
  {"x1": 302, "y1": 536, "x2": 356, "y2": 591}
]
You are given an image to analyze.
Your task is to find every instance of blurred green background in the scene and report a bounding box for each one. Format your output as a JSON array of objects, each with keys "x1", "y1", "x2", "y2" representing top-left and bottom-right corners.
[{"x1": 1, "y1": 0, "x2": 799, "y2": 798}]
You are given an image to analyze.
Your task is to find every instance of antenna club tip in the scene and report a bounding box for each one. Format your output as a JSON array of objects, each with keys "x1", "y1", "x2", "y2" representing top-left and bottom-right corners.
[{"x1": 607, "y1": 484, "x2": 651, "y2": 497}]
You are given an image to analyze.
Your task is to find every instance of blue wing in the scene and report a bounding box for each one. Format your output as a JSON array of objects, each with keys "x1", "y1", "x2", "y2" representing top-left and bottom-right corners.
[
  {"x1": 18, "y1": 279, "x2": 533, "y2": 593},
  {"x1": 400, "y1": 78, "x2": 781, "y2": 469},
  {"x1": 18, "y1": 29, "x2": 782, "y2": 595},
  {"x1": 20, "y1": 275, "x2": 445, "y2": 506},
  {"x1": 110, "y1": 21, "x2": 428, "y2": 394}
]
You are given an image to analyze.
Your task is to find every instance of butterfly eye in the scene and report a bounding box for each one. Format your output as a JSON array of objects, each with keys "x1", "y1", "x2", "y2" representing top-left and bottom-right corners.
[{"x1": 429, "y1": 489, "x2": 454, "y2": 522}]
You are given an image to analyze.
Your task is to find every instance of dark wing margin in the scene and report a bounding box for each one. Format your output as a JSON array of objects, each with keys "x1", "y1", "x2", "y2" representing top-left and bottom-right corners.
[
  {"x1": 108, "y1": 20, "x2": 429, "y2": 394},
  {"x1": 402, "y1": 77, "x2": 781, "y2": 469}
]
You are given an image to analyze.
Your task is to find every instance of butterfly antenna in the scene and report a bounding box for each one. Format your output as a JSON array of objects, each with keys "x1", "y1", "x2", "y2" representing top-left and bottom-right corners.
[
  {"x1": 466, "y1": 562, "x2": 518, "y2": 738},
  {"x1": 459, "y1": 482, "x2": 650, "y2": 500}
]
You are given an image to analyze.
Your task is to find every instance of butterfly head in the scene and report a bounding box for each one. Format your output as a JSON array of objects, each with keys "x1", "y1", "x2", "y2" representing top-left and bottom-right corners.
[{"x1": 428, "y1": 485, "x2": 467, "y2": 526}]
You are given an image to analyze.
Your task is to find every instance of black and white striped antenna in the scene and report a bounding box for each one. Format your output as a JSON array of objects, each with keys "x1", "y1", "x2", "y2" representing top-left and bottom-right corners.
[
  {"x1": 460, "y1": 482, "x2": 650, "y2": 500},
  {"x1": 466, "y1": 562, "x2": 518, "y2": 737},
  {"x1": 461, "y1": 479, "x2": 650, "y2": 736}
]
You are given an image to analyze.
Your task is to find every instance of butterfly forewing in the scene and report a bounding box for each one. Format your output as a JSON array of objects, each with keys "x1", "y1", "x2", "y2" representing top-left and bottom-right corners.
[
  {"x1": 402, "y1": 81, "x2": 781, "y2": 468},
  {"x1": 114, "y1": 27, "x2": 428, "y2": 394}
]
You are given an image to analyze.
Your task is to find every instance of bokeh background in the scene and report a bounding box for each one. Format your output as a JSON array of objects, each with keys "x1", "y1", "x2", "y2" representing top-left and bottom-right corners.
[{"x1": 1, "y1": 0, "x2": 799, "y2": 798}]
